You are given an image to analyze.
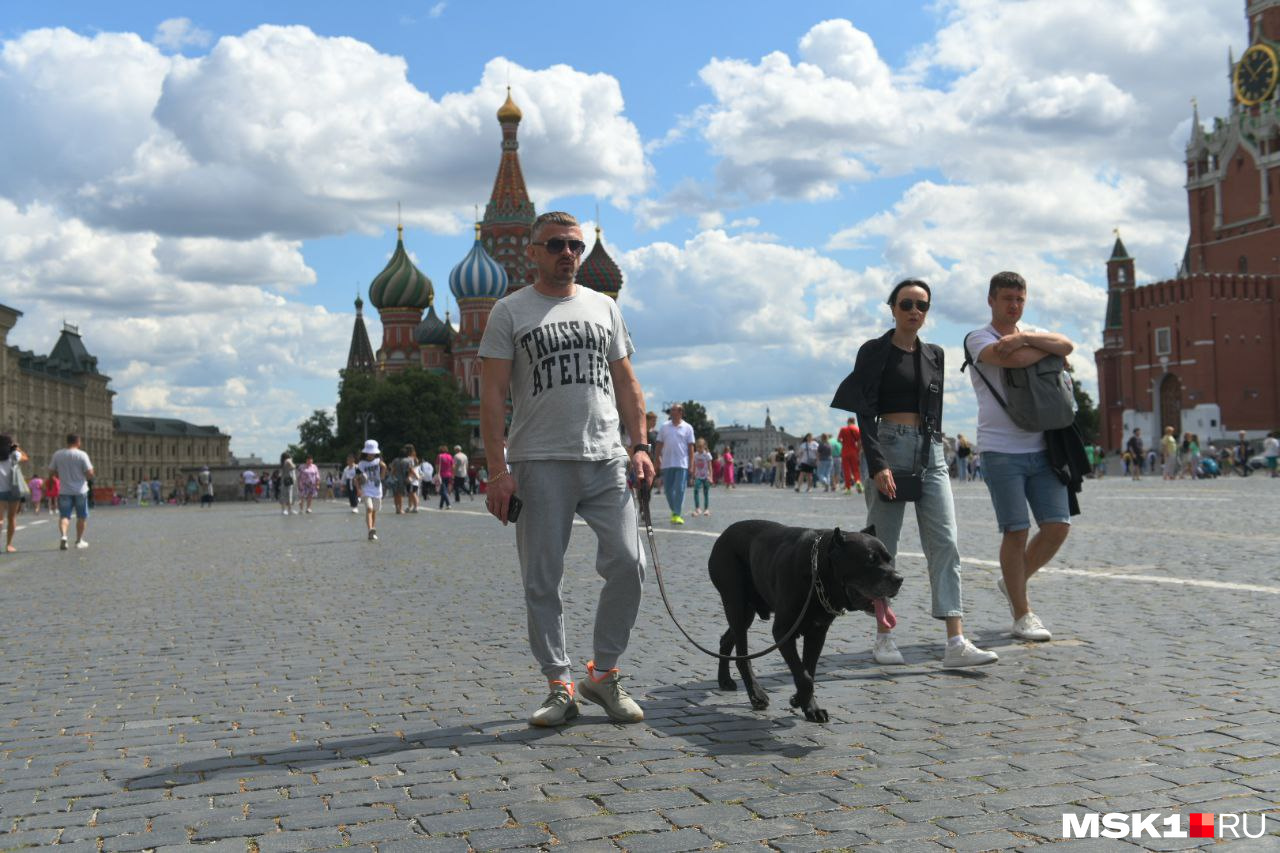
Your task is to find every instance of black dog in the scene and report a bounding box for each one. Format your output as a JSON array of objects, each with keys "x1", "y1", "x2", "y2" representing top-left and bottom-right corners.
[{"x1": 709, "y1": 520, "x2": 903, "y2": 722}]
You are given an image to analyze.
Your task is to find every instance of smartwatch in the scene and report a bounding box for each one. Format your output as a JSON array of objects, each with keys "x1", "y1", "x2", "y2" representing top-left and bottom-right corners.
[{"x1": 631, "y1": 443, "x2": 652, "y2": 455}]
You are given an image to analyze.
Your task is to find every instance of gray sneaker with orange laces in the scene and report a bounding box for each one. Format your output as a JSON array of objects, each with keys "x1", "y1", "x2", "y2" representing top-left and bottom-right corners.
[{"x1": 578, "y1": 662, "x2": 644, "y2": 723}]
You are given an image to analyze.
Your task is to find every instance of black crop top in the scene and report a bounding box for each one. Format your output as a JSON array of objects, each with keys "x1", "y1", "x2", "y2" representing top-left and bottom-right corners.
[{"x1": 877, "y1": 345, "x2": 919, "y2": 414}]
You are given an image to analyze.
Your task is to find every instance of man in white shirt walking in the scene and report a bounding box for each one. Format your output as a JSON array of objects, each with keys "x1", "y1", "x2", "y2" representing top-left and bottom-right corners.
[
  {"x1": 49, "y1": 434, "x2": 95, "y2": 550},
  {"x1": 655, "y1": 404, "x2": 696, "y2": 525},
  {"x1": 964, "y1": 272, "x2": 1075, "y2": 642}
]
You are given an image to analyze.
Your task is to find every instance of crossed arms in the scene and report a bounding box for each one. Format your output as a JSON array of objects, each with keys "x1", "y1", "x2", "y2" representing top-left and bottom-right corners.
[{"x1": 978, "y1": 329, "x2": 1074, "y2": 369}]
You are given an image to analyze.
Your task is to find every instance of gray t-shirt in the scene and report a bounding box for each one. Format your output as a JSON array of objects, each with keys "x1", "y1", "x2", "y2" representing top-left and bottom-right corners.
[
  {"x1": 49, "y1": 447, "x2": 93, "y2": 495},
  {"x1": 478, "y1": 285, "x2": 634, "y2": 462}
]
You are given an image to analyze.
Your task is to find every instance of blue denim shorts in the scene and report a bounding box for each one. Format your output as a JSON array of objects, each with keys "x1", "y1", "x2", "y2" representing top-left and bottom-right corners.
[
  {"x1": 58, "y1": 493, "x2": 89, "y2": 520},
  {"x1": 0, "y1": 489, "x2": 16, "y2": 503},
  {"x1": 980, "y1": 451, "x2": 1069, "y2": 533}
]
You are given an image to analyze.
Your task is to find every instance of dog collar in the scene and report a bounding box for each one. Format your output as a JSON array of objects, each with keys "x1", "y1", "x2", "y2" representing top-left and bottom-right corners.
[{"x1": 811, "y1": 534, "x2": 845, "y2": 617}]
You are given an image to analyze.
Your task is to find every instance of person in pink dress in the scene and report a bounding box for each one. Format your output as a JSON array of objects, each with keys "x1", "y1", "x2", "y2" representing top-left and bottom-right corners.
[
  {"x1": 297, "y1": 455, "x2": 321, "y2": 513},
  {"x1": 436, "y1": 444, "x2": 454, "y2": 509},
  {"x1": 723, "y1": 448, "x2": 736, "y2": 489},
  {"x1": 28, "y1": 474, "x2": 44, "y2": 514},
  {"x1": 711, "y1": 454, "x2": 723, "y2": 486}
]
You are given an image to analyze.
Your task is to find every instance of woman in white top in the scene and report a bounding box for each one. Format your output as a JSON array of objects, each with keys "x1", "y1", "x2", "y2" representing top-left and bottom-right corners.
[
  {"x1": 0, "y1": 434, "x2": 29, "y2": 553},
  {"x1": 278, "y1": 453, "x2": 297, "y2": 515}
]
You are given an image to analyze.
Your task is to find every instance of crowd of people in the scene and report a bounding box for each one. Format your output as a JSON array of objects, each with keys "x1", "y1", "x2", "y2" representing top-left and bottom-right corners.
[{"x1": 1123, "y1": 426, "x2": 1279, "y2": 479}]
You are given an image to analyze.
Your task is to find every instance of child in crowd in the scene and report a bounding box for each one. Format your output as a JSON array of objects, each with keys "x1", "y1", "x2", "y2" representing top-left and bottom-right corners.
[
  {"x1": 691, "y1": 438, "x2": 713, "y2": 517},
  {"x1": 357, "y1": 439, "x2": 387, "y2": 541}
]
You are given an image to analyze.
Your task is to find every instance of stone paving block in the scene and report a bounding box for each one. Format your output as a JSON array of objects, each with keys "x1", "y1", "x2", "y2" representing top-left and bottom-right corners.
[
  {"x1": 598, "y1": 788, "x2": 703, "y2": 814},
  {"x1": 616, "y1": 827, "x2": 716, "y2": 853},
  {"x1": 415, "y1": 807, "x2": 511, "y2": 835},
  {"x1": 547, "y1": 812, "x2": 668, "y2": 843},
  {"x1": 464, "y1": 823, "x2": 554, "y2": 850},
  {"x1": 102, "y1": 828, "x2": 193, "y2": 851},
  {"x1": 661, "y1": 802, "x2": 754, "y2": 828},
  {"x1": 700, "y1": 816, "x2": 814, "y2": 844},
  {"x1": 254, "y1": 827, "x2": 347, "y2": 852},
  {"x1": 374, "y1": 837, "x2": 471, "y2": 853}
]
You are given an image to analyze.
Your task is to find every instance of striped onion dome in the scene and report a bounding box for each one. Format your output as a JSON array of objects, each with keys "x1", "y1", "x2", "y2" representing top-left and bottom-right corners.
[
  {"x1": 578, "y1": 227, "x2": 623, "y2": 294},
  {"x1": 449, "y1": 227, "x2": 509, "y2": 301},
  {"x1": 369, "y1": 226, "x2": 434, "y2": 310},
  {"x1": 414, "y1": 305, "x2": 453, "y2": 347}
]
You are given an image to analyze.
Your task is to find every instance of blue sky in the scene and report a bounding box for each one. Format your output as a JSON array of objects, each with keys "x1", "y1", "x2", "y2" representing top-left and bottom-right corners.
[{"x1": 0, "y1": 1, "x2": 1250, "y2": 456}]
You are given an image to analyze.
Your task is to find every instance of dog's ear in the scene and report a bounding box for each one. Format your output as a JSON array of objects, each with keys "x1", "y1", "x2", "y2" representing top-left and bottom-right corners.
[
  {"x1": 831, "y1": 527, "x2": 844, "y2": 549},
  {"x1": 860, "y1": 524, "x2": 876, "y2": 538}
]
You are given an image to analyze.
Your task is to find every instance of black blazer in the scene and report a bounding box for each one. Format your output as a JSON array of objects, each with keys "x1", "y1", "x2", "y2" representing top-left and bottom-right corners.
[{"x1": 830, "y1": 329, "x2": 945, "y2": 476}]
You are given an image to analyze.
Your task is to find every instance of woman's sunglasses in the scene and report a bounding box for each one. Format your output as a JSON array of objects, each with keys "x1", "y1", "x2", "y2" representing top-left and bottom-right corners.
[
  {"x1": 532, "y1": 238, "x2": 587, "y2": 256},
  {"x1": 897, "y1": 298, "x2": 930, "y2": 313}
]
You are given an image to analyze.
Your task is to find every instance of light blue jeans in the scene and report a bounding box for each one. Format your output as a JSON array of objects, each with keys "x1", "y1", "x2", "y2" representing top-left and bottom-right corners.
[
  {"x1": 862, "y1": 422, "x2": 963, "y2": 619},
  {"x1": 663, "y1": 467, "x2": 688, "y2": 516}
]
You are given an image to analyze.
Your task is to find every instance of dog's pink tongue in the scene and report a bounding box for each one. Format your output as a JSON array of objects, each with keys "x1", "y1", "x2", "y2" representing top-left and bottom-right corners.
[{"x1": 874, "y1": 598, "x2": 897, "y2": 631}]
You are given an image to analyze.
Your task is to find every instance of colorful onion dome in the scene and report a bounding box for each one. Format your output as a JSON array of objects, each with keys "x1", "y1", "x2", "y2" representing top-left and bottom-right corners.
[
  {"x1": 577, "y1": 227, "x2": 624, "y2": 295},
  {"x1": 414, "y1": 305, "x2": 453, "y2": 347},
  {"x1": 449, "y1": 225, "x2": 509, "y2": 301},
  {"x1": 497, "y1": 87, "x2": 522, "y2": 123},
  {"x1": 369, "y1": 225, "x2": 433, "y2": 310}
]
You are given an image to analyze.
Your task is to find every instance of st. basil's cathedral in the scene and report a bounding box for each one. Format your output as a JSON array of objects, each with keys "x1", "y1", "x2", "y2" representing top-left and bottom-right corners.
[{"x1": 343, "y1": 89, "x2": 625, "y2": 446}]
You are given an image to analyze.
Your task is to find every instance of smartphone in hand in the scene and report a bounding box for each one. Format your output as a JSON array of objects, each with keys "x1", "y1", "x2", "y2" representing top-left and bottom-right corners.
[{"x1": 508, "y1": 494, "x2": 523, "y2": 523}]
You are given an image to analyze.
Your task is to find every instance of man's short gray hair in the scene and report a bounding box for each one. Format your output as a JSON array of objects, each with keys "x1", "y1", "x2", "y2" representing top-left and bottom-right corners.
[{"x1": 531, "y1": 211, "x2": 579, "y2": 241}]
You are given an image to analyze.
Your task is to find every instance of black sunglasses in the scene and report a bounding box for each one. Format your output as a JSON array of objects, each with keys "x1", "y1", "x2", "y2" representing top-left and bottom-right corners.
[
  {"x1": 532, "y1": 238, "x2": 587, "y2": 256},
  {"x1": 897, "y1": 298, "x2": 930, "y2": 313}
]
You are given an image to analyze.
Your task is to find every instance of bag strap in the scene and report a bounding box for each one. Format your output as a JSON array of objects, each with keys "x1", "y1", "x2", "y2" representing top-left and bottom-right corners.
[{"x1": 962, "y1": 331, "x2": 1012, "y2": 413}]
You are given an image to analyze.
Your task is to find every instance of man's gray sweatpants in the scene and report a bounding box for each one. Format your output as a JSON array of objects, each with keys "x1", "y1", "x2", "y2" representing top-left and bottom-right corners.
[{"x1": 512, "y1": 457, "x2": 645, "y2": 682}]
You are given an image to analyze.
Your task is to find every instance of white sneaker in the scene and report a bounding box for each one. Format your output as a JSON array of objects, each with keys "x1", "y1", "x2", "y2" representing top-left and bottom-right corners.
[
  {"x1": 282, "y1": 509, "x2": 289, "y2": 516},
  {"x1": 1012, "y1": 612, "x2": 1052, "y2": 641},
  {"x1": 997, "y1": 577, "x2": 1015, "y2": 619},
  {"x1": 873, "y1": 633, "x2": 905, "y2": 665},
  {"x1": 75, "y1": 540, "x2": 89, "y2": 550},
  {"x1": 942, "y1": 638, "x2": 998, "y2": 669},
  {"x1": 351, "y1": 506, "x2": 359, "y2": 513}
]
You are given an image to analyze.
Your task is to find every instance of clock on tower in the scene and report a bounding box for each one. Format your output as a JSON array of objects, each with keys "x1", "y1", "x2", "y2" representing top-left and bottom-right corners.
[{"x1": 1233, "y1": 42, "x2": 1279, "y2": 105}]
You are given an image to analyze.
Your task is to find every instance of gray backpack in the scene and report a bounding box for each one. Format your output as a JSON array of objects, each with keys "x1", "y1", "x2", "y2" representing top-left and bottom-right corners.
[{"x1": 962, "y1": 332, "x2": 1075, "y2": 433}]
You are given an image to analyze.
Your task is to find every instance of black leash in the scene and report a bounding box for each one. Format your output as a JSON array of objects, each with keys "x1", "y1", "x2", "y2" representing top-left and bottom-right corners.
[{"x1": 635, "y1": 481, "x2": 841, "y2": 662}]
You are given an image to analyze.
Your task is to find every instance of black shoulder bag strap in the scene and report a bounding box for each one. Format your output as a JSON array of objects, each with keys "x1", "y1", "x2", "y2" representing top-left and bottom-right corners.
[{"x1": 961, "y1": 331, "x2": 1012, "y2": 415}]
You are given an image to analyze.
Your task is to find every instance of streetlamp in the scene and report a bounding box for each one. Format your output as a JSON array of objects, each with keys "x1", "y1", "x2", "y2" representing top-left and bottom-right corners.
[{"x1": 357, "y1": 411, "x2": 376, "y2": 441}]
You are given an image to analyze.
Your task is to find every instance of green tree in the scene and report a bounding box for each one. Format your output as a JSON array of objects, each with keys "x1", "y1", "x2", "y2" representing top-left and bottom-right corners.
[
  {"x1": 1070, "y1": 367, "x2": 1100, "y2": 446},
  {"x1": 294, "y1": 409, "x2": 338, "y2": 463},
  {"x1": 680, "y1": 400, "x2": 720, "y2": 451},
  {"x1": 334, "y1": 368, "x2": 468, "y2": 460}
]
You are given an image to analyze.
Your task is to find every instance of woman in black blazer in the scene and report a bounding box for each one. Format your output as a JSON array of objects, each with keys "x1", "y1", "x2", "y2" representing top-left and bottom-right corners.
[{"x1": 832, "y1": 279, "x2": 997, "y2": 670}]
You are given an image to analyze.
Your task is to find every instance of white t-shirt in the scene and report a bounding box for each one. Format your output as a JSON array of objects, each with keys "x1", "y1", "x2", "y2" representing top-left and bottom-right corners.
[
  {"x1": 965, "y1": 323, "x2": 1047, "y2": 454},
  {"x1": 417, "y1": 461, "x2": 434, "y2": 482},
  {"x1": 1264, "y1": 436, "x2": 1279, "y2": 459},
  {"x1": 49, "y1": 447, "x2": 94, "y2": 495},
  {"x1": 478, "y1": 285, "x2": 634, "y2": 462},
  {"x1": 357, "y1": 458, "x2": 384, "y2": 499},
  {"x1": 657, "y1": 420, "x2": 696, "y2": 469},
  {"x1": 341, "y1": 464, "x2": 358, "y2": 484},
  {"x1": 242, "y1": 470, "x2": 258, "y2": 485},
  {"x1": 692, "y1": 450, "x2": 713, "y2": 480}
]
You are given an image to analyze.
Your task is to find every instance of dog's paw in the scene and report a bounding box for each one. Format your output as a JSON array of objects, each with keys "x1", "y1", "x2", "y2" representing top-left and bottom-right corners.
[
  {"x1": 718, "y1": 675, "x2": 738, "y2": 691},
  {"x1": 790, "y1": 694, "x2": 828, "y2": 723},
  {"x1": 748, "y1": 686, "x2": 769, "y2": 710}
]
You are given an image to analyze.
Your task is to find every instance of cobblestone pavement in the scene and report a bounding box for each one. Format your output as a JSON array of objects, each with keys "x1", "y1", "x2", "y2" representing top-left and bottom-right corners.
[{"x1": 2, "y1": 476, "x2": 1279, "y2": 852}]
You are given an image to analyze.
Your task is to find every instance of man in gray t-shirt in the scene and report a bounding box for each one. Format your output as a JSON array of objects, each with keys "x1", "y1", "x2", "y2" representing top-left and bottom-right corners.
[
  {"x1": 479, "y1": 211, "x2": 655, "y2": 728},
  {"x1": 48, "y1": 433, "x2": 95, "y2": 550}
]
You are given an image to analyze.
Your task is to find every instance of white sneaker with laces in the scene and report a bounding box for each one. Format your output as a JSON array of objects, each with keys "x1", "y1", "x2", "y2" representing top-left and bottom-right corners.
[
  {"x1": 1012, "y1": 612, "x2": 1052, "y2": 641},
  {"x1": 942, "y1": 638, "x2": 998, "y2": 669},
  {"x1": 873, "y1": 633, "x2": 905, "y2": 665},
  {"x1": 75, "y1": 540, "x2": 89, "y2": 550}
]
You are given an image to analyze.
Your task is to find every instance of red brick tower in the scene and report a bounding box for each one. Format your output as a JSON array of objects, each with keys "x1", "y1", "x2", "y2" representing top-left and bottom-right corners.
[
  {"x1": 480, "y1": 89, "x2": 536, "y2": 291},
  {"x1": 1095, "y1": 0, "x2": 1280, "y2": 449}
]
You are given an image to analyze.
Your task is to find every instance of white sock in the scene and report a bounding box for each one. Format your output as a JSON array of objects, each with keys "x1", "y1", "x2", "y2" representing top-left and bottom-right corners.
[{"x1": 947, "y1": 635, "x2": 966, "y2": 648}]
